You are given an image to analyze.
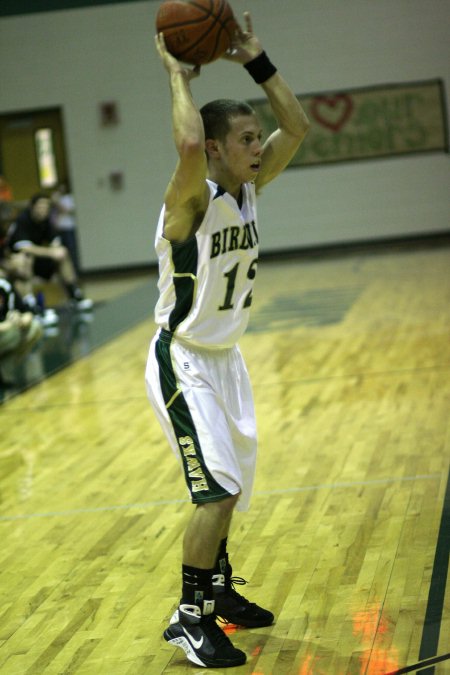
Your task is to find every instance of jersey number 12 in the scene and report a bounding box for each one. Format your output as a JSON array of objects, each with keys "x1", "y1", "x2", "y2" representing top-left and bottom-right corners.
[{"x1": 218, "y1": 258, "x2": 258, "y2": 311}]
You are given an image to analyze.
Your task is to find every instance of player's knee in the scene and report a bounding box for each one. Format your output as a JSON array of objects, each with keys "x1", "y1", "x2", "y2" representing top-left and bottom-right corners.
[{"x1": 214, "y1": 492, "x2": 240, "y2": 515}]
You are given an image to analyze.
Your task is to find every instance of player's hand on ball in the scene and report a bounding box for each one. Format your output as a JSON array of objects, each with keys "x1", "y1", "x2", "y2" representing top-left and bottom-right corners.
[
  {"x1": 155, "y1": 33, "x2": 201, "y2": 80},
  {"x1": 222, "y1": 12, "x2": 263, "y2": 65}
]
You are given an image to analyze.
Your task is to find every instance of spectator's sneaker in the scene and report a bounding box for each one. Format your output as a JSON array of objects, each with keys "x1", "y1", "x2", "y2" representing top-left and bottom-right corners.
[
  {"x1": 37, "y1": 308, "x2": 59, "y2": 327},
  {"x1": 163, "y1": 603, "x2": 246, "y2": 668},
  {"x1": 213, "y1": 574, "x2": 274, "y2": 628},
  {"x1": 74, "y1": 297, "x2": 94, "y2": 311},
  {"x1": 71, "y1": 287, "x2": 94, "y2": 311}
]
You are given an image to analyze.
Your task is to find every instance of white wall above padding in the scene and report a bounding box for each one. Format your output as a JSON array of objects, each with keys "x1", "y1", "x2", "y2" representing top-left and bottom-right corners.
[{"x1": 1, "y1": 0, "x2": 449, "y2": 270}]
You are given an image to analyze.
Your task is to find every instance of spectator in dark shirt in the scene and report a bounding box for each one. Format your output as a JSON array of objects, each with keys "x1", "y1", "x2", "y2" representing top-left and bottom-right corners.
[
  {"x1": 7, "y1": 193, "x2": 93, "y2": 311},
  {"x1": 1, "y1": 198, "x2": 59, "y2": 328}
]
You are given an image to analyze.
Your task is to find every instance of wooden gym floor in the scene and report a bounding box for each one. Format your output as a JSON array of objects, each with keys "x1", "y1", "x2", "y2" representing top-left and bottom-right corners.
[{"x1": 0, "y1": 241, "x2": 449, "y2": 674}]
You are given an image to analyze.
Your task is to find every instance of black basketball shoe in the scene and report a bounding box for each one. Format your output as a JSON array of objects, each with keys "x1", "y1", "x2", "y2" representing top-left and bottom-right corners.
[
  {"x1": 213, "y1": 574, "x2": 274, "y2": 628},
  {"x1": 163, "y1": 603, "x2": 247, "y2": 668}
]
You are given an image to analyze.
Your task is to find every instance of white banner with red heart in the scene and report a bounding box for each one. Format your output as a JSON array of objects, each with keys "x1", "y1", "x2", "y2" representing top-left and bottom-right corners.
[{"x1": 249, "y1": 79, "x2": 447, "y2": 167}]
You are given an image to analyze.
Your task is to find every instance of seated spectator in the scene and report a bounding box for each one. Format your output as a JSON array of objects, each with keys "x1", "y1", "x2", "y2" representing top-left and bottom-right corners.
[
  {"x1": 0, "y1": 276, "x2": 43, "y2": 387},
  {"x1": 1, "y1": 203, "x2": 32, "y2": 280},
  {"x1": 51, "y1": 183, "x2": 80, "y2": 274},
  {"x1": 1, "y1": 200, "x2": 58, "y2": 328},
  {"x1": 7, "y1": 193, "x2": 93, "y2": 311}
]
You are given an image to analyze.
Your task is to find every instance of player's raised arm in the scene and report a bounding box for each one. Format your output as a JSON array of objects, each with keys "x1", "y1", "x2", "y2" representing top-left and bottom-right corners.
[
  {"x1": 223, "y1": 13, "x2": 310, "y2": 189},
  {"x1": 155, "y1": 33, "x2": 209, "y2": 242}
]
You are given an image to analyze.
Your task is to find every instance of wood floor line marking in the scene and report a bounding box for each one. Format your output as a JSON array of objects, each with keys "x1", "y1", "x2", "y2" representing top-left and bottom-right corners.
[
  {"x1": 3, "y1": 363, "x2": 450, "y2": 413},
  {"x1": 386, "y1": 652, "x2": 450, "y2": 674},
  {"x1": 1, "y1": 396, "x2": 149, "y2": 412},
  {"x1": 269, "y1": 363, "x2": 450, "y2": 387},
  {"x1": 417, "y1": 465, "x2": 450, "y2": 672},
  {"x1": 0, "y1": 473, "x2": 441, "y2": 523}
]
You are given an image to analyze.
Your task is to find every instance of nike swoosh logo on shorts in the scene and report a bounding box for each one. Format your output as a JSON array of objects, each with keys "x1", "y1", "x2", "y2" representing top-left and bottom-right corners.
[{"x1": 182, "y1": 625, "x2": 204, "y2": 650}]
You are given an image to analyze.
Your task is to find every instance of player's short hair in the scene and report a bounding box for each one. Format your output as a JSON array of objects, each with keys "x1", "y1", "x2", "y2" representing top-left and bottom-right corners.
[{"x1": 200, "y1": 99, "x2": 256, "y2": 142}]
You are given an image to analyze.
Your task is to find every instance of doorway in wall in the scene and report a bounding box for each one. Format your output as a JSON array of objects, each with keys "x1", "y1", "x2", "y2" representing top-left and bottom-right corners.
[{"x1": 0, "y1": 107, "x2": 69, "y2": 203}]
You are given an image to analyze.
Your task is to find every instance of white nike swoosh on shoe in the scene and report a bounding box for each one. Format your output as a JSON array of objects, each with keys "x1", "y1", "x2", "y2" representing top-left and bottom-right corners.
[{"x1": 181, "y1": 625, "x2": 204, "y2": 650}]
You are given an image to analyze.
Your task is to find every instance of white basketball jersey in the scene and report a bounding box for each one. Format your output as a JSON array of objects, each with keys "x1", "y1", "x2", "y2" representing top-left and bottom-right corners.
[{"x1": 154, "y1": 179, "x2": 259, "y2": 349}]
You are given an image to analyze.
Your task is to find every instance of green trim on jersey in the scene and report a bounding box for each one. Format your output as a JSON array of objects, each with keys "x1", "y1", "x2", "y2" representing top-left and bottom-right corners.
[
  {"x1": 169, "y1": 238, "x2": 198, "y2": 333},
  {"x1": 155, "y1": 330, "x2": 232, "y2": 504}
]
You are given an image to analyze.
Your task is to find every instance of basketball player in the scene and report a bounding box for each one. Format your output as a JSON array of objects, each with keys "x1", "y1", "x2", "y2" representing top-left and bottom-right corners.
[{"x1": 146, "y1": 12, "x2": 309, "y2": 669}]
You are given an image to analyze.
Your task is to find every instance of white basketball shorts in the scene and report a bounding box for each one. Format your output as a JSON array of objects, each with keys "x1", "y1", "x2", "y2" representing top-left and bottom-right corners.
[{"x1": 145, "y1": 329, "x2": 257, "y2": 511}]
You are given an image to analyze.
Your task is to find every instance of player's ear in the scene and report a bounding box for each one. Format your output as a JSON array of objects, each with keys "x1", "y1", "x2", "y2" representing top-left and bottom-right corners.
[{"x1": 205, "y1": 138, "x2": 221, "y2": 159}]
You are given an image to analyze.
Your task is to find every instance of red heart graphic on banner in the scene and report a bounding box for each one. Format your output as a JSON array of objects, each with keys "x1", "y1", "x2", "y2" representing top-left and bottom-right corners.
[{"x1": 310, "y1": 95, "x2": 354, "y2": 132}]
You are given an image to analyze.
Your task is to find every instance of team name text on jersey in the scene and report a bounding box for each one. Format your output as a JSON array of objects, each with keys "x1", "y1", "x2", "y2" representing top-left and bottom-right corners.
[{"x1": 210, "y1": 221, "x2": 259, "y2": 259}]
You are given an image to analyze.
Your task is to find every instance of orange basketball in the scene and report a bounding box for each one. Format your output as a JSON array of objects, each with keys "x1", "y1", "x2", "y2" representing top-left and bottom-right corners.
[{"x1": 156, "y1": 0, "x2": 237, "y2": 65}]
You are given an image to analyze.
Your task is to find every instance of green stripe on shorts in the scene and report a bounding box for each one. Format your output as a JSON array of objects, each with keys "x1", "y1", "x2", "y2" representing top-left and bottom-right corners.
[{"x1": 155, "y1": 330, "x2": 232, "y2": 504}]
